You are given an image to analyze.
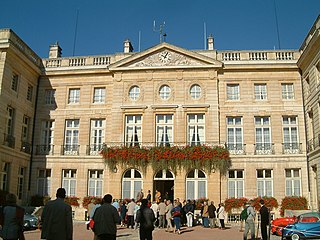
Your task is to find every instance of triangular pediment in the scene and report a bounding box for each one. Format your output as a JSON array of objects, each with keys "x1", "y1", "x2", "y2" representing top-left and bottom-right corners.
[{"x1": 109, "y1": 42, "x2": 222, "y2": 71}]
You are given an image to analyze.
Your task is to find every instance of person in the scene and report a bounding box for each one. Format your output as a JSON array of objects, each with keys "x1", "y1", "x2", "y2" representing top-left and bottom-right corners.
[
  {"x1": 171, "y1": 201, "x2": 181, "y2": 234},
  {"x1": 0, "y1": 193, "x2": 25, "y2": 240},
  {"x1": 201, "y1": 201, "x2": 209, "y2": 228},
  {"x1": 41, "y1": 188, "x2": 73, "y2": 240},
  {"x1": 163, "y1": 192, "x2": 169, "y2": 201},
  {"x1": 112, "y1": 199, "x2": 120, "y2": 211},
  {"x1": 150, "y1": 201, "x2": 158, "y2": 227},
  {"x1": 259, "y1": 199, "x2": 269, "y2": 240},
  {"x1": 134, "y1": 201, "x2": 141, "y2": 229},
  {"x1": 92, "y1": 194, "x2": 120, "y2": 240},
  {"x1": 184, "y1": 199, "x2": 194, "y2": 228},
  {"x1": 208, "y1": 201, "x2": 217, "y2": 229},
  {"x1": 244, "y1": 200, "x2": 256, "y2": 240},
  {"x1": 154, "y1": 190, "x2": 161, "y2": 203},
  {"x1": 146, "y1": 190, "x2": 152, "y2": 203},
  {"x1": 157, "y1": 200, "x2": 166, "y2": 228},
  {"x1": 87, "y1": 199, "x2": 96, "y2": 220},
  {"x1": 136, "y1": 189, "x2": 144, "y2": 203},
  {"x1": 165, "y1": 199, "x2": 173, "y2": 232},
  {"x1": 126, "y1": 198, "x2": 136, "y2": 229},
  {"x1": 217, "y1": 202, "x2": 226, "y2": 230},
  {"x1": 135, "y1": 199, "x2": 156, "y2": 240},
  {"x1": 120, "y1": 200, "x2": 127, "y2": 227}
]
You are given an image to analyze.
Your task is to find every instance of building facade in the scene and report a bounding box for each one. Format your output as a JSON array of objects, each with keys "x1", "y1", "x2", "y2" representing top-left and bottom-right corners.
[{"x1": 0, "y1": 16, "x2": 319, "y2": 220}]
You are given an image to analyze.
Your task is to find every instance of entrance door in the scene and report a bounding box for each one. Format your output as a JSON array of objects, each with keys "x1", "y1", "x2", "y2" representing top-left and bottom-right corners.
[{"x1": 153, "y1": 170, "x2": 174, "y2": 202}]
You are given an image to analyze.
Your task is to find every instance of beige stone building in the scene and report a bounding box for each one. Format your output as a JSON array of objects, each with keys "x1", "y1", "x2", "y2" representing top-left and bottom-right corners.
[{"x1": 0, "y1": 15, "x2": 319, "y2": 220}]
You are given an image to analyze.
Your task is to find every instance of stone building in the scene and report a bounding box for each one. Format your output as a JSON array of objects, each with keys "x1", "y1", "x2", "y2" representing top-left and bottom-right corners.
[{"x1": 0, "y1": 15, "x2": 319, "y2": 220}]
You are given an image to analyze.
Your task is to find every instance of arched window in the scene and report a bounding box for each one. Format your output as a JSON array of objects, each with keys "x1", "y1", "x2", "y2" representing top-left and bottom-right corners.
[
  {"x1": 154, "y1": 169, "x2": 175, "y2": 180},
  {"x1": 129, "y1": 86, "x2": 140, "y2": 101},
  {"x1": 122, "y1": 169, "x2": 143, "y2": 200},
  {"x1": 159, "y1": 85, "x2": 171, "y2": 100},
  {"x1": 186, "y1": 169, "x2": 207, "y2": 200},
  {"x1": 190, "y1": 84, "x2": 201, "y2": 99}
]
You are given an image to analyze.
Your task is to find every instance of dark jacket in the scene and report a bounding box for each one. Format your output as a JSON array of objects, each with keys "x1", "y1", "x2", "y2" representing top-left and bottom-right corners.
[
  {"x1": 259, "y1": 205, "x2": 269, "y2": 225},
  {"x1": 135, "y1": 206, "x2": 155, "y2": 230},
  {"x1": 184, "y1": 203, "x2": 194, "y2": 214},
  {"x1": 93, "y1": 203, "x2": 120, "y2": 236},
  {"x1": 208, "y1": 204, "x2": 217, "y2": 218}
]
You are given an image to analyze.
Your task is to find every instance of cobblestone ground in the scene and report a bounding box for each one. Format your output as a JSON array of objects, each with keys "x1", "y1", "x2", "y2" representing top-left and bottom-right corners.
[{"x1": 23, "y1": 221, "x2": 281, "y2": 240}]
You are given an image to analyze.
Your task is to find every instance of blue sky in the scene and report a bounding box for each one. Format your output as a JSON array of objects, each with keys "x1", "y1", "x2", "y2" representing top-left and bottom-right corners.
[{"x1": 1, "y1": 0, "x2": 319, "y2": 58}]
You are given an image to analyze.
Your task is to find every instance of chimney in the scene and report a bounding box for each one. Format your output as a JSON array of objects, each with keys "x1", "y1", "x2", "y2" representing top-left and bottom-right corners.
[
  {"x1": 207, "y1": 34, "x2": 214, "y2": 50},
  {"x1": 123, "y1": 39, "x2": 133, "y2": 53},
  {"x1": 49, "y1": 42, "x2": 62, "y2": 58}
]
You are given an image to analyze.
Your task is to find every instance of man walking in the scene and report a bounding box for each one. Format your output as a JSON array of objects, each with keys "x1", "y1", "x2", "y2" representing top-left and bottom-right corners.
[
  {"x1": 127, "y1": 198, "x2": 136, "y2": 229},
  {"x1": 157, "y1": 200, "x2": 166, "y2": 228},
  {"x1": 208, "y1": 201, "x2": 217, "y2": 229},
  {"x1": 93, "y1": 194, "x2": 121, "y2": 240},
  {"x1": 41, "y1": 188, "x2": 73, "y2": 240},
  {"x1": 244, "y1": 200, "x2": 256, "y2": 240},
  {"x1": 136, "y1": 199, "x2": 155, "y2": 240},
  {"x1": 259, "y1": 199, "x2": 269, "y2": 240}
]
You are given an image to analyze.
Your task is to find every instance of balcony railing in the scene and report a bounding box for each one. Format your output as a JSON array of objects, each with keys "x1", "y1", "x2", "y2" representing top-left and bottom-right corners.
[
  {"x1": 226, "y1": 143, "x2": 246, "y2": 155},
  {"x1": 36, "y1": 144, "x2": 54, "y2": 155},
  {"x1": 44, "y1": 55, "x2": 112, "y2": 68},
  {"x1": 254, "y1": 143, "x2": 274, "y2": 155},
  {"x1": 61, "y1": 145, "x2": 80, "y2": 155},
  {"x1": 282, "y1": 143, "x2": 302, "y2": 154},
  {"x1": 21, "y1": 141, "x2": 31, "y2": 154},
  {"x1": 86, "y1": 144, "x2": 104, "y2": 156},
  {"x1": 3, "y1": 133, "x2": 15, "y2": 148}
]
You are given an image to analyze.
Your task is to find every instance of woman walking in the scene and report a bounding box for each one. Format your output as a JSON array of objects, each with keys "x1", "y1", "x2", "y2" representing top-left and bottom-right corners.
[
  {"x1": 217, "y1": 202, "x2": 226, "y2": 230},
  {"x1": 171, "y1": 201, "x2": 181, "y2": 234}
]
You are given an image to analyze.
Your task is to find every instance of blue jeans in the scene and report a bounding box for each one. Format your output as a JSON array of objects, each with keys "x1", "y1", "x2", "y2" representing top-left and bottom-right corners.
[
  {"x1": 202, "y1": 217, "x2": 209, "y2": 227},
  {"x1": 173, "y1": 217, "x2": 181, "y2": 230}
]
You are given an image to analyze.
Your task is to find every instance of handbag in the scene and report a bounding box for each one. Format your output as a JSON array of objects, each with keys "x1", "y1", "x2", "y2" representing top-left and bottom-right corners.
[
  {"x1": 88, "y1": 219, "x2": 95, "y2": 230},
  {"x1": 172, "y1": 210, "x2": 181, "y2": 217}
]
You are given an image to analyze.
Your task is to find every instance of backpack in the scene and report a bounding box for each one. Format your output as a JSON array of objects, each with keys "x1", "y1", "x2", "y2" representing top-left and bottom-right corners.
[{"x1": 240, "y1": 207, "x2": 248, "y2": 221}]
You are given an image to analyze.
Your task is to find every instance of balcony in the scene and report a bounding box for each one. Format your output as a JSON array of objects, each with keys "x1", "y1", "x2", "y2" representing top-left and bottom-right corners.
[
  {"x1": 21, "y1": 141, "x2": 31, "y2": 154},
  {"x1": 282, "y1": 142, "x2": 302, "y2": 154},
  {"x1": 86, "y1": 144, "x2": 104, "y2": 156},
  {"x1": 61, "y1": 145, "x2": 80, "y2": 155},
  {"x1": 254, "y1": 143, "x2": 275, "y2": 155},
  {"x1": 36, "y1": 144, "x2": 54, "y2": 155},
  {"x1": 226, "y1": 143, "x2": 246, "y2": 155},
  {"x1": 3, "y1": 134, "x2": 15, "y2": 148}
]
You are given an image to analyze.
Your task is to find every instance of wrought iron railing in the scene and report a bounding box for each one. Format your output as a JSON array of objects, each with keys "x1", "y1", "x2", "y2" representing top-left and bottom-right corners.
[
  {"x1": 36, "y1": 144, "x2": 54, "y2": 155},
  {"x1": 254, "y1": 143, "x2": 275, "y2": 155},
  {"x1": 226, "y1": 143, "x2": 246, "y2": 155},
  {"x1": 282, "y1": 142, "x2": 302, "y2": 154},
  {"x1": 61, "y1": 145, "x2": 80, "y2": 155}
]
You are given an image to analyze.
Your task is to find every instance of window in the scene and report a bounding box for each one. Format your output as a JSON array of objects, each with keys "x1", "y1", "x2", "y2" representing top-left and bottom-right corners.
[
  {"x1": 227, "y1": 84, "x2": 240, "y2": 100},
  {"x1": 40, "y1": 120, "x2": 54, "y2": 155},
  {"x1": 17, "y1": 167, "x2": 25, "y2": 199},
  {"x1": 255, "y1": 117, "x2": 272, "y2": 154},
  {"x1": 125, "y1": 115, "x2": 142, "y2": 146},
  {"x1": 11, "y1": 74, "x2": 19, "y2": 91},
  {"x1": 88, "y1": 170, "x2": 103, "y2": 197},
  {"x1": 285, "y1": 169, "x2": 301, "y2": 196},
  {"x1": 122, "y1": 169, "x2": 142, "y2": 199},
  {"x1": 68, "y1": 88, "x2": 80, "y2": 104},
  {"x1": 159, "y1": 85, "x2": 171, "y2": 100},
  {"x1": 187, "y1": 114, "x2": 205, "y2": 145},
  {"x1": 227, "y1": 117, "x2": 243, "y2": 153},
  {"x1": 228, "y1": 170, "x2": 244, "y2": 198},
  {"x1": 37, "y1": 169, "x2": 51, "y2": 196},
  {"x1": 64, "y1": 120, "x2": 79, "y2": 155},
  {"x1": 283, "y1": 116, "x2": 299, "y2": 153},
  {"x1": 62, "y1": 169, "x2": 77, "y2": 196},
  {"x1": 186, "y1": 169, "x2": 207, "y2": 200},
  {"x1": 281, "y1": 83, "x2": 294, "y2": 100},
  {"x1": 27, "y1": 84, "x2": 33, "y2": 101},
  {"x1": 6, "y1": 106, "x2": 15, "y2": 136},
  {"x1": 257, "y1": 169, "x2": 273, "y2": 197},
  {"x1": 0, "y1": 162, "x2": 9, "y2": 191},
  {"x1": 190, "y1": 84, "x2": 201, "y2": 99},
  {"x1": 254, "y1": 84, "x2": 267, "y2": 100},
  {"x1": 89, "y1": 119, "x2": 105, "y2": 154},
  {"x1": 93, "y1": 87, "x2": 105, "y2": 103},
  {"x1": 129, "y1": 86, "x2": 140, "y2": 101},
  {"x1": 21, "y1": 116, "x2": 30, "y2": 142},
  {"x1": 45, "y1": 89, "x2": 56, "y2": 105},
  {"x1": 156, "y1": 115, "x2": 173, "y2": 146}
]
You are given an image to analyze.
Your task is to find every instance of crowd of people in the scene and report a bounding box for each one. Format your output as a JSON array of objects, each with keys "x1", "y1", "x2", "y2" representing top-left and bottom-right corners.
[{"x1": 0, "y1": 188, "x2": 270, "y2": 240}]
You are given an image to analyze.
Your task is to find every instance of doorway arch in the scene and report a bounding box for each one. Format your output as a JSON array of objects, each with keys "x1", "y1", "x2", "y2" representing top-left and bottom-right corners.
[{"x1": 153, "y1": 169, "x2": 175, "y2": 202}]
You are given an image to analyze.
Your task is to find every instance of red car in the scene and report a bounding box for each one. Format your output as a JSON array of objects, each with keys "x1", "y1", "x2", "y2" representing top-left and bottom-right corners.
[{"x1": 271, "y1": 216, "x2": 296, "y2": 236}]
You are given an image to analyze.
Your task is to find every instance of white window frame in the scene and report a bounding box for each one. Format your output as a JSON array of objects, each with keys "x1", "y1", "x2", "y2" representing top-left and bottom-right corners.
[
  {"x1": 125, "y1": 115, "x2": 142, "y2": 146},
  {"x1": 255, "y1": 117, "x2": 272, "y2": 153},
  {"x1": 285, "y1": 169, "x2": 301, "y2": 196},
  {"x1": 17, "y1": 167, "x2": 25, "y2": 200},
  {"x1": 37, "y1": 169, "x2": 51, "y2": 196},
  {"x1": 187, "y1": 114, "x2": 205, "y2": 145},
  {"x1": 186, "y1": 169, "x2": 207, "y2": 200},
  {"x1": 227, "y1": 117, "x2": 243, "y2": 153},
  {"x1": 90, "y1": 119, "x2": 105, "y2": 154},
  {"x1": 68, "y1": 88, "x2": 80, "y2": 104},
  {"x1": 257, "y1": 169, "x2": 273, "y2": 197},
  {"x1": 40, "y1": 120, "x2": 54, "y2": 154},
  {"x1": 88, "y1": 170, "x2": 103, "y2": 197},
  {"x1": 281, "y1": 83, "x2": 294, "y2": 100},
  {"x1": 129, "y1": 86, "x2": 140, "y2": 101},
  {"x1": 254, "y1": 83, "x2": 267, "y2": 100},
  {"x1": 228, "y1": 170, "x2": 244, "y2": 198},
  {"x1": 45, "y1": 89, "x2": 56, "y2": 105},
  {"x1": 227, "y1": 84, "x2": 240, "y2": 100},
  {"x1": 282, "y1": 116, "x2": 299, "y2": 153},
  {"x1": 21, "y1": 115, "x2": 30, "y2": 142},
  {"x1": 6, "y1": 106, "x2": 15, "y2": 136},
  {"x1": 62, "y1": 169, "x2": 77, "y2": 196},
  {"x1": 159, "y1": 85, "x2": 171, "y2": 100},
  {"x1": 93, "y1": 87, "x2": 106, "y2": 103},
  {"x1": 190, "y1": 84, "x2": 202, "y2": 99},
  {"x1": 156, "y1": 114, "x2": 173, "y2": 146},
  {"x1": 64, "y1": 119, "x2": 79, "y2": 154},
  {"x1": 0, "y1": 162, "x2": 9, "y2": 191},
  {"x1": 122, "y1": 169, "x2": 143, "y2": 200}
]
